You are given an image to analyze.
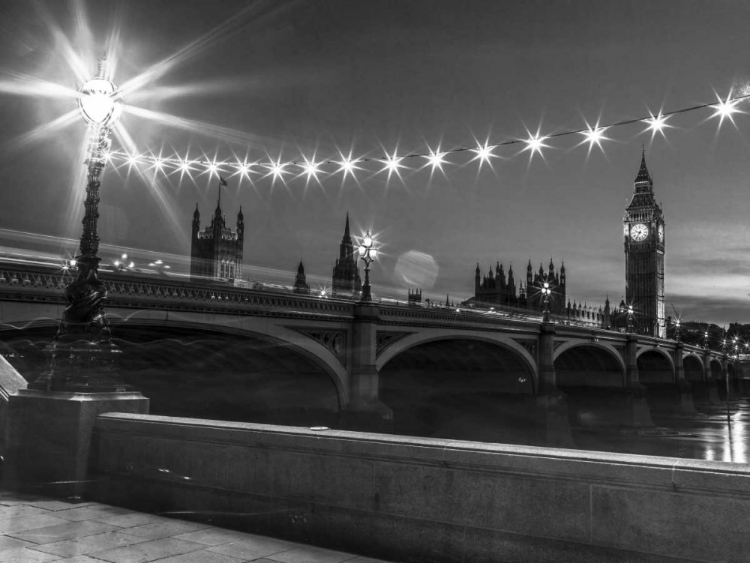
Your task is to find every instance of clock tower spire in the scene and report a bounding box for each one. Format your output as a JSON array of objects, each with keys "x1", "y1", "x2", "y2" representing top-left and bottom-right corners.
[{"x1": 623, "y1": 151, "x2": 665, "y2": 337}]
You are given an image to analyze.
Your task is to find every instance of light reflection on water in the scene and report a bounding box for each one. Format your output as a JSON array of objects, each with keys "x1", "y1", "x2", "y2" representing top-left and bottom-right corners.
[{"x1": 571, "y1": 398, "x2": 750, "y2": 464}]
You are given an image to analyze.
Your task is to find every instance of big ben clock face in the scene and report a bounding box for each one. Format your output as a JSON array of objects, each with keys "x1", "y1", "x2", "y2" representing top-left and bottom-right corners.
[
  {"x1": 658, "y1": 224, "x2": 664, "y2": 242},
  {"x1": 630, "y1": 223, "x2": 649, "y2": 241}
]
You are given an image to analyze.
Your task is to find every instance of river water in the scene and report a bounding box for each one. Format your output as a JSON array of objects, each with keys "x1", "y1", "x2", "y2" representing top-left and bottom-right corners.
[{"x1": 570, "y1": 399, "x2": 750, "y2": 463}]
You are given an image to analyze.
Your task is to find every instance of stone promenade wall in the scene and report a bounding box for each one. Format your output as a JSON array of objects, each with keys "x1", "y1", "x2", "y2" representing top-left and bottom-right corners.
[{"x1": 92, "y1": 413, "x2": 750, "y2": 563}]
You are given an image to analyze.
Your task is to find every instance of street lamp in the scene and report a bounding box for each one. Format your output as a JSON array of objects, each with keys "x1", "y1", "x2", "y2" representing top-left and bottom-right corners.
[
  {"x1": 704, "y1": 330, "x2": 710, "y2": 349},
  {"x1": 357, "y1": 230, "x2": 377, "y2": 302},
  {"x1": 29, "y1": 55, "x2": 127, "y2": 392},
  {"x1": 540, "y1": 281, "x2": 551, "y2": 323},
  {"x1": 674, "y1": 318, "x2": 681, "y2": 342},
  {"x1": 626, "y1": 304, "x2": 635, "y2": 333}
]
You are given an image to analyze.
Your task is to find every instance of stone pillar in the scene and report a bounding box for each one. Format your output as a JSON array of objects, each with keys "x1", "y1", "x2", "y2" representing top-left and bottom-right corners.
[
  {"x1": 623, "y1": 335, "x2": 653, "y2": 427},
  {"x1": 5, "y1": 390, "x2": 149, "y2": 498},
  {"x1": 535, "y1": 323, "x2": 573, "y2": 447},
  {"x1": 537, "y1": 323, "x2": 557, "y2": 394},
  {"x1": 340, "y1": 303, "x2": 392, "y2": 432},
  {"x1": 698, "y1": 352, "x2": 721, "y2": 406},
  {"x1": 673, "y1": 343, "x2": 695, "y2": 413},
  {"x1": 624, "y1": 335, "x2": 639, "y2": 387}
]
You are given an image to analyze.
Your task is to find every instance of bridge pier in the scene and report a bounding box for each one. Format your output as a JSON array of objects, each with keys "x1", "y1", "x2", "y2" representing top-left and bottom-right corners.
[
  {"x1": 339, "y1": 303, "x2": 392, "y2": 432},
  {"x1": 536, "y1": 323, "x2": 573, "y2": 447},
  {"x1": 623, "y1": 336, "x2": 653, "y2": 427},
  {"x1": 673, "y1": 343, "x2": 696, "y2": 414}
]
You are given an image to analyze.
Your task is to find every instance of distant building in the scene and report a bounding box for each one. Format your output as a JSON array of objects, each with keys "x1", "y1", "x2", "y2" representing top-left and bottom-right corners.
[
  {"x1": 623, "y1": 151, "x2": 666, "y2": 337},
  {"x1": 331, "y1": 214, "x2": 362, "y2": 295},
  {"x1": 408, "y1": 288, "x2": 422, "y2": 305},
  {"x1": 472, "y1": 259, "x2": 566, "y2": 315},
  {"x1": 293, "y1": 261, "x2": 310, "y2": 294},
  {"x1": 190, "y1": 180, "x2": 244, "y2": 282}
]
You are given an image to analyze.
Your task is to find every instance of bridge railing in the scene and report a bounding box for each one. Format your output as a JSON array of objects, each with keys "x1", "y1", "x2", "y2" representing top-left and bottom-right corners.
[{"x1": 0, "y1": 262, "x2": 355, "y2": 319}]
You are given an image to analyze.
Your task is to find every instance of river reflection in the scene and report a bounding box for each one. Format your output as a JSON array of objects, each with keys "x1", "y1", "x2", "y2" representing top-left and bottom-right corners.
[{"x1": 571, "y1": 400, "x2": 750, "y2": 463}]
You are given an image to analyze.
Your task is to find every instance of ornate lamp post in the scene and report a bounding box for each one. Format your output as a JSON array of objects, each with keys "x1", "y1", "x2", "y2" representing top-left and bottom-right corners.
[
  {"x1": 674, "y1": 318, "x2": 681, "y2": 342},
  {"x1": 540, "y1": 281, "x2": 551, "y2": 323},
  {"x1": 626, "y1": 304, "x2": 635, "y2": 333},
  {"x1": 29, "y1": 56, "x2": 127, "y2": 392},
  {"x1": 704, "y1": 330, "x2": 710, "y2": 349},
  {"x1": 357, "y1": 230, "x2": 377, "y2": 302}
]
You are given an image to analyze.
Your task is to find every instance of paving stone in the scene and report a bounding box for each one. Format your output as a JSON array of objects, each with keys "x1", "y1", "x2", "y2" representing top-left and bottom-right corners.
[
  {"x1": 0, "y1": 535, "x2": 35, "y2": 551},
  {"x1": 53, "y1": 506, "x2": 136, "y2": 522},
  {"x1": 20, "y1": 499, "x2": 96, "y2": 512},
  {"x1": 0, "y1": 505, "x2": 49, "y2": 520},
  {"x1": 173, "y1": 527, "x2": 255, "y2": 546},
  {"x1": 0, "y1": 546, "x2": 60, "y2": 562},
  {"x1": 89, "y1": 537, "x2": 204, "y2": 563},
  {"x1": 0, "y1": 495, "x2": 42, "y2": 506},
  {"x1": 266, "y1": 545, "x2": 358, "y2": 563},
  {"x1": 58, "y1": 557, "x2": 108, "y2": 563},
  {"x1": 0, "y1": 514, "x2": 69, "y2": 534},
  {"x1": 29, "y1": 531, "x2": 151, "y2": 557},
  {"x1": 208, "y1": 537, "x2": 297, "y2": 560},
  {"x1": 155, "y1": 549, "x2": 246, "y2": 563},
  {"x1": 11, "y1": 520, "x2": 120, "y2": 544},
  {"x1": 96, "y1": 512, "x2": 169, "y2": 528},
  {"x1": 118, "y1": 519, "x2": 210, "y2": 540}
]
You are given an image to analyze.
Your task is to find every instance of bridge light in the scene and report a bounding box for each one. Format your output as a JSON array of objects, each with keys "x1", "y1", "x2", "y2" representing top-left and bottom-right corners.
[
  {"x1": 78, "y1": 75, "x2": 123, "y2": 127},
  {"x1": 358, "y1": 230, "x2": 377, "y2": 302}
]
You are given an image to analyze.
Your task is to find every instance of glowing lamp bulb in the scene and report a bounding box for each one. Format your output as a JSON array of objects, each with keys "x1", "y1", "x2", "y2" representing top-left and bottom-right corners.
[
  {"x1": 363, "y1": 235, "x2": 372, "y2": 248},
  {"x1": 358, "y1": 246, "x2": 366, "y2": 257},
  {"x1": 369, "y1": 248, "x2": 378, "y2": 260},
  {"x1": 78, "y1": 77, "x2": 122, "y2": 126}
]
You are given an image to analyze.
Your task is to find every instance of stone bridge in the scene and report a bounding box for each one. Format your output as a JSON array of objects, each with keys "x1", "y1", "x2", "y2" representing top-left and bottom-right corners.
[{"x1": 0, "y1": 262, "x2": 739, "y2": 428}]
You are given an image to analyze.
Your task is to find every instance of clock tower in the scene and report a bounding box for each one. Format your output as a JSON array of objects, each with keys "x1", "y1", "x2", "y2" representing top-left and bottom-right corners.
[{"x1": 623, "y1": 151, "x2": 665, "y2": 338}]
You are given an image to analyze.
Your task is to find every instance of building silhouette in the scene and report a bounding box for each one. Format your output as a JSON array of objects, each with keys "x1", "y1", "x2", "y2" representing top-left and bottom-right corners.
[
  {"x1": 472, "y1": 259, "x2": 566, "y2": 315},
  {"x1": 331, "y1": 213, "x2": 362, "y2": 295},
  {"x1": 293, "y1": 261, "x2": 311, "y2": 294},
  {"x1": 190, "y1": 179, "x2": 244, "y2": 282},
  {"x1": 623, "y1": 151, "x2": 666, "y2": 337}
]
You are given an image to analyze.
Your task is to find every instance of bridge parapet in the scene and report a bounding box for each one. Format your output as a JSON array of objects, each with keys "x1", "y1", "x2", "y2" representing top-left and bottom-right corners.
[
  {"x1": 0, "y1": 263, "x2": 355, "y2": 321},
  {"x1": 379, "y1": 304, "x2": 539, "y2": 332}
]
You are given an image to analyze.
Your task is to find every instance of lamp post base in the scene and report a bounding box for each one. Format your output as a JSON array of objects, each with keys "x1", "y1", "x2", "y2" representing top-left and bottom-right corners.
[{"x1": 4, "y1": 389, "x2": 148, "y2": 497}]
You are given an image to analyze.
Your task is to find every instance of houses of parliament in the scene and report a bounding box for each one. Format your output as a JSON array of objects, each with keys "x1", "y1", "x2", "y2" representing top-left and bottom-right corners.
[
  {"x1": 466, "y1": 151, "x2": 666, "y2": 337},
  {"x1": 189, "y1": 152, "x2": 667, "y2": 337}
]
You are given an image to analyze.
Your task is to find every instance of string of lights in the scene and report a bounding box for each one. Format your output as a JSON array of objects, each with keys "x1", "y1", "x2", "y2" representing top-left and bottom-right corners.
[{"x1": 106, "y1": 91, "x2": 750, "y2": 183}]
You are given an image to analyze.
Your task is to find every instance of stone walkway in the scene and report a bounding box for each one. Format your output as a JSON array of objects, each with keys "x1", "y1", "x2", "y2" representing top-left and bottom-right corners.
[{"x1": 0, "y1": 491, "x2": 390, "y2": 563}]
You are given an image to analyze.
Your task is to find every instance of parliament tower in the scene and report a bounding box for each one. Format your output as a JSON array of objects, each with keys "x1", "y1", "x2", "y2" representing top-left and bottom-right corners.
[
  {"x1": 623, "y1": 151, "x2": 665, "y2": 337},
  {"x1": 190, "y1": 180, "x2": 244, "y2": 282},
  {"x1": 331, "y1": 213, "x2": 362, "y2": 294}
]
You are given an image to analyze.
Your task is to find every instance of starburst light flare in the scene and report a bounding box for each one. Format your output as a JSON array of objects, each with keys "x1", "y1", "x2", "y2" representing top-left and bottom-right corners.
[
  {"x1": 337, "y1": 153, "x2": 360, "y2": 180},
  {"x1": 470, "y1": 142, "x2": 496, "y2": 170},
  {"x1": 381, "y1": 152, "x2": 405, "y2": 181},
  {"x1": 712, "y1": 93, "x2": 741, "y2": 127},
  {"x1": 644, "y1": 113, "x2": 670, "y2": 138},
  {"x1": 579, "y1": 125, "x2": 609, "y2": 155},
  {"x1": 425, "y1": 148, "x2": 447, "y2": 171},
  {"x1": 522, "y1": 132, "x2": 549, "y2": 160}
]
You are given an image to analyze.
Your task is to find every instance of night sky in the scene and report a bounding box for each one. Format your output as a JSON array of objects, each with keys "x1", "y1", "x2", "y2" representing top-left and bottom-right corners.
[{"x1": 1, "y1": 0, "x2": 749, "y2": 326}]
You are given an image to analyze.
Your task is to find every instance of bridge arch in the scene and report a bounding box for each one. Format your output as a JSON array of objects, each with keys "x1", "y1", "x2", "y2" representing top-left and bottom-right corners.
[
  {"x1": 636, "y1": 348, "x2": 675, "y2": 384},
  {"x1": 378, "y1": 333, "x2": 538, "y2": 440},
  {"x1": 108, "y1": 317, "x2": 347, "y2": 406},
  {"x1": 683, "y1": 354, "x2": 704, "y2": 382},
  {"x1": 376, "y1": 330, "x2": 538, "y2": 387},
  {"x1": 553, "y1": 342, "x2": 626, "y2": 387}
]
